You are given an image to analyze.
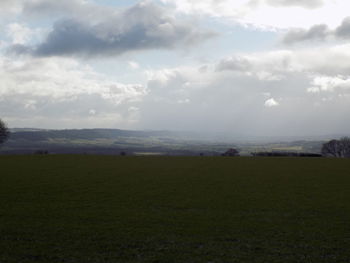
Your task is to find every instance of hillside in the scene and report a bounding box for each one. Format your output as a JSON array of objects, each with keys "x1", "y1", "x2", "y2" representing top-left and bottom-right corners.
[
  {"x1": 1, "y1": 129, "x2": 227, "y2": 155},
  {"x1": 1, "y1": 128, "x2": 324, "y2": 155}
]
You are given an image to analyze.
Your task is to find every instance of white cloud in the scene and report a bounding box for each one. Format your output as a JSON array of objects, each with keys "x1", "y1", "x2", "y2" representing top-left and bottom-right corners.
[
  {"x1": 128, "y1": 61, "x2": 140, "y2": 70},
  {"x1": 162, "y1": 0, "x2": 350, "y2": 29},
  {"x1": 89, "y1": 109, "x2": 97, "y2": 115},
  {"x1": 264, "y1": 98, "x2": 279, "y2": 107},
  {"x1": 0, "y1": 55, "x2": 146, "y2": 128},
  {"x1": 0, "y1": 0, "x2": 23, "y2": 16},
  {"x1": 265, "y1": 0, "x2": 324, "y2": 9},
  {"x1": 311, "y1": 75, "x2": 350, "y2": 92},
  {"x1": 215, "y1": 44, "x2": 350, "y2": 77},
  {"x1": 22, "y1": 0, "x2": 113, "y2": 21},
  {"x1": 6, "y1": 23, "x2": 33, "y2": 45}
]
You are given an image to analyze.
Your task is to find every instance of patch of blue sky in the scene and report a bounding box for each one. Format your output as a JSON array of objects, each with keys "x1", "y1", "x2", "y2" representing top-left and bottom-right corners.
[
  {"x1": 90, "y1": 49, "x2": 183, "y2": 84},
  {"x1": 204, "y1": 18, "x2": 279, "y2": 54}
]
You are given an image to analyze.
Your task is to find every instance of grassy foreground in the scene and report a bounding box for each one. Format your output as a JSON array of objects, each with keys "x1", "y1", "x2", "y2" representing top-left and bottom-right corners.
[{"x1": 1, "y1": 155, "x2": 350, "y2": 263}]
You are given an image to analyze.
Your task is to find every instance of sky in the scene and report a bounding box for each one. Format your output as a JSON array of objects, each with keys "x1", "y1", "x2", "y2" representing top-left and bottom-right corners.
[{"x1": 1, "y1": 0, "x2": 350, "y2": 136}]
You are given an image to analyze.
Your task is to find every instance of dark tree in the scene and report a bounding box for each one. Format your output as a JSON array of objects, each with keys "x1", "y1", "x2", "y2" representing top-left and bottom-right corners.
[
  {"x1": 321, "y1": 137, "x2": 350, "y2": 157},
  {"x1": 222, "y1": 148, "x2": 240, "y2": 156},
  {"x1": 0, "y1": 119, "x2": 9, "y2": 146}
]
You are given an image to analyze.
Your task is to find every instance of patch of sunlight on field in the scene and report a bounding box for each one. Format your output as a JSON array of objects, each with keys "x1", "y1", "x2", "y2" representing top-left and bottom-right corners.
[{"x1": 271, "y1": 146, "x2": 303, "y2": 151}]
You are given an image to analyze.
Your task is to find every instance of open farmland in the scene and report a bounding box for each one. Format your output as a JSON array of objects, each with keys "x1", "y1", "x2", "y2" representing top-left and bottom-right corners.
[{"x1": 1, "y1": 156, "x2": 350, "y2": 262}]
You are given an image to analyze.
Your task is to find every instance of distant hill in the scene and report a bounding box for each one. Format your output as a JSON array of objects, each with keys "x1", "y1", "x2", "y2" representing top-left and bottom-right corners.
[
  {"x1": 0, "y1": 128, "x2": 326, "y2": 156},
  {"x1": 8, "y1": 128, "x2": 196, "y2": 141},
  {"x1": 10, "y1": 128, "x2": 50, "y2": 132},
  {"x1": 1, "y1": 128, "x2": 226, "y2": 155}
]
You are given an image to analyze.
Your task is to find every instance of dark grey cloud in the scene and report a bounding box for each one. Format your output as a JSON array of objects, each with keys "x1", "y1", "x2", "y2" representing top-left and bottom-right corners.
[
  {"x1": 283, "y1": 24, "x2": 330, "y2": 44},
  {"x1": 283, "y1": 17, "x2": 350, "y2": 44},
  {"x1": 215, "y1": 56, "x2": 251, "y2": 72},
  {"x1": 335, "y1": 17, "x2": 350, "y2": 39},
  {"x1": 14, "y1": 1, "x2": 215, "y2": 58}
]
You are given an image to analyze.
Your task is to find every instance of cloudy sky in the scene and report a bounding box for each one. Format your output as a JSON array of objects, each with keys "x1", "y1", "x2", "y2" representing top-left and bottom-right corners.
[{"x1": 1, "y1": 0, "x2": 350, "y2": 136}]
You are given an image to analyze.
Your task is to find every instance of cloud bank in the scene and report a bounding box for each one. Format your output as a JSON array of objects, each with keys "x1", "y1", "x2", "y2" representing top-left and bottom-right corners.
[{"x1": 137, "y1": 44, "x2": 350, "y2": 135}]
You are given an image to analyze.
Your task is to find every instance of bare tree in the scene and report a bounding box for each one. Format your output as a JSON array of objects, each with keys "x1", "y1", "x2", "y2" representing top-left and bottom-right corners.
[
  {"x1": 0, "y1": 119, "x2": 10, "y2": 146},
  {"x1": 321, "y1": 139, "x2": 341, "y2": 157},
  {"x1": 340, "y1": 137, "x2": 350, "y2": 158},
  {"x1": 321, "y1": 137, "x2": 350, "y2": 157}
]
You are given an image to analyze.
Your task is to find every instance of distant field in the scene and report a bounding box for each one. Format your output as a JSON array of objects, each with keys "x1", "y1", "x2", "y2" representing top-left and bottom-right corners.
[
  {"x1": 270, "y1": 146, "x2": 303, "y2": 151},
  {"x1": 1, "y1": 156, "x2": 350, "y2": 262}
]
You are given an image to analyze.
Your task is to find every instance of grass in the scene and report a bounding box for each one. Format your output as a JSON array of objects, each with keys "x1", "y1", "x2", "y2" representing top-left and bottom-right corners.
[{"x1": 0, "y1": 155, "x2": 350, "y2": 262}]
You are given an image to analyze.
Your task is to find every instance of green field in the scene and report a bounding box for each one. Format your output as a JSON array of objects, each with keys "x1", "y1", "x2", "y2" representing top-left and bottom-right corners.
[{"x1": 1, "y1": 156, "x2": 350, "y2": 262}]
